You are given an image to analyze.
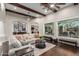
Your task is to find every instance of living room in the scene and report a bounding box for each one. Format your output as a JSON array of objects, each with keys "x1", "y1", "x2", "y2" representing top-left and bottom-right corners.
[{"x1": 0, "y1": 2, "x2": 79, "y2": 56}]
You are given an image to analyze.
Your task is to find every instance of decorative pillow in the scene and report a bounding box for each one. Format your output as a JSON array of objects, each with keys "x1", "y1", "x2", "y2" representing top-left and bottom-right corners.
[
  {"x1": 11, "y1": 42, "x2": 21, "y2": 48},
  {"x1": 27, "y1": 34, "x2": 33, "y2": 39},
  {"x1": 34, "y1": 33, "x2": 39, "y2": 38},
  {"x1": 22, "y1": 34, "x2": 29, "y2": 40},
  {"x1": 15, "y1": 35, "x2": 22, "y2": 40},
  {"x1": 20, "y1": 41, "x2": 29, "y2": 46}
]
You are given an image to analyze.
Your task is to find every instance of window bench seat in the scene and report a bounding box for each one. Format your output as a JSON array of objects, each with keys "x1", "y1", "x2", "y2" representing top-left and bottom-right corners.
[{"x1": 58, "y1": 39, "x2": 77, "y2": 47}]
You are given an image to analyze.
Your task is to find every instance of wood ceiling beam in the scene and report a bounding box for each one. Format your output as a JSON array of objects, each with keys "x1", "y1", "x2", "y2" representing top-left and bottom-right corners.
[
  {"x1": 9, "y1": 3, "x2": 46, "y2": 16},
  {"x1": 73, "y1": 3, "x2": 79, "y2": 6},
  {"x1": 6, "y1": 9, "x2": 36, "y2": 18}
]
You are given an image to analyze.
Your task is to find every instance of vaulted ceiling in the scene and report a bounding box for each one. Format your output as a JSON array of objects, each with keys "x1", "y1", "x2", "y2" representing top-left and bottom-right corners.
[{"x1": 5, "y1": 3, "x2": 79, "y2": 19}]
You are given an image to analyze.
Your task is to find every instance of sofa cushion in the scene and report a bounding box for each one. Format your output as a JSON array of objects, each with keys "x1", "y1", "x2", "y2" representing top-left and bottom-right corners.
[
  {"x1": 22, "y1": 34, "x2": 29, "y2": 40},
  {"x1": 15, "y1": 34, "x2": 22, "y2": 40},
  {"x1": 20, "y1": 41, "x2": 29, "y2": 46},
  {"x1": 9, "y1": 36, "x2": 22, "y2": 49}
]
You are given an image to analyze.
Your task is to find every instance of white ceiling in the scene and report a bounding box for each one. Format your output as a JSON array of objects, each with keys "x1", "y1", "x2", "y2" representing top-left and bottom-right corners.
[
  {"x1": 20, "y1": 3, "x2": 52, "y2": 15},
  {"x1": 5, "y1": 3, "x2": 73, "y2": 18},
  {"x1": 5, "y1": 4, "x2": 43, "y2": 18}
]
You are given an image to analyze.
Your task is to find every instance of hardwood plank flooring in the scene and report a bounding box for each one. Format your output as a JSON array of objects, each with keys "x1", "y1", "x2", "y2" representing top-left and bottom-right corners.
[{"x1": 41, "y1": 43, "x2": 79, "y2": 56}]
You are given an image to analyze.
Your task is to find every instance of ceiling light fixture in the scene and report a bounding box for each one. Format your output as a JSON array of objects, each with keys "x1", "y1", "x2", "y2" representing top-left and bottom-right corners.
[{"x1": 50, "y1": 4, "x2": 55, "y2": 7}]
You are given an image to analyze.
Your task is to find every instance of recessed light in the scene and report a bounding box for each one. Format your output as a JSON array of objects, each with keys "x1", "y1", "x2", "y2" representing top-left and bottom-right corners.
[
  {"x1": 36, "y1": 14, "x2": 40, "y2": 17},
  {"x1": 50, "y1": 4, "x2": 55, "y2": 7},
  {"x1": 44, "y1": 9, "x2": 48, "y2": 12},
  {"x1": 14, "y1": 7, "x2": 17, "y2": 10},
  {"x1": 27, "y1": 11, "x2": 30, "y2": 14}
]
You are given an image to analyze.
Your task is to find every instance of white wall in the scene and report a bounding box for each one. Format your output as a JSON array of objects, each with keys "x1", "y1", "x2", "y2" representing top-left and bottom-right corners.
[
  {"x1": 0, "y1": 10, "x2": 39, "y2": 41},
  {"x1": 33, "y1": 5, "x2": 79, "y2": 37},
  {"x1": 6, "y1": 12, "x2": 33, "y2": 36},
  {"x1": 0, "y1": 5, "x2": 6, "y2": 42},
  {"x1": 0, "y1": 22, "x2": 5, "y2": 37}
]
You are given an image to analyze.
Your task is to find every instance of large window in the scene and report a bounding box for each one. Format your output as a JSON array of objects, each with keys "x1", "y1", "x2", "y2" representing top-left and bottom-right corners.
[
  {"x1": 58, "y1": 18, "x2": 79, "y2": 38},
  {"x1": 45, "y1": 23, "x2": 54, "y2": 35}
]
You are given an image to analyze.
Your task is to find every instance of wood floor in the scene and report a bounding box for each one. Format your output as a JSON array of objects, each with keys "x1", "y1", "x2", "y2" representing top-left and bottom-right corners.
[{"x1": 41, "y1": 42, "x2": 79, "y2": 56}]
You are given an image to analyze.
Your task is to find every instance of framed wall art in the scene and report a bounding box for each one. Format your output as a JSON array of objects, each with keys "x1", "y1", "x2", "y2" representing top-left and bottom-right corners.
[{"x1": 13, "y1": 21, "x2": 27, "y2": 34}]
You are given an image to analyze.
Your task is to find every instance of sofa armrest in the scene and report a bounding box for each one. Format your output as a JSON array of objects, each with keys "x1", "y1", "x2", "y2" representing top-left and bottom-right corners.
[{"x1": 9, "y1": 45, "x2": 30, "y2": 56}]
